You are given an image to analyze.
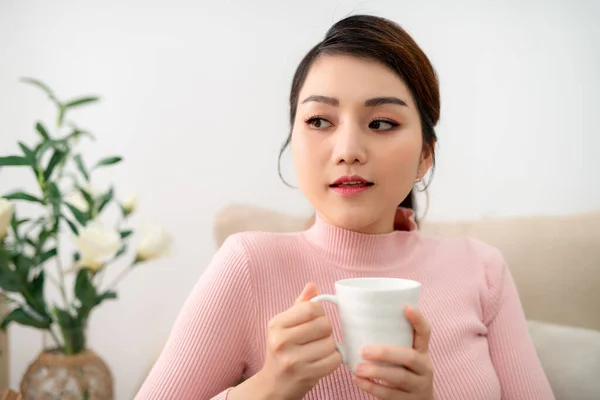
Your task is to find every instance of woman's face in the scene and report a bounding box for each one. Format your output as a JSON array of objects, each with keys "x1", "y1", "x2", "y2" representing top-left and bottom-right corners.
[{"x1": 291, "y1": 54, "x2": 432, "y2": 234}]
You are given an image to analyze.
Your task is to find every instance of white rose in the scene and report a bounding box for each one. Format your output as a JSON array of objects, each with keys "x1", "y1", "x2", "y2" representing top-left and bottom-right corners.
[
  {"x1": 0, "y1": 199, "x2": 15, "y2": 240},
  {"x1": 121, "y1": 193, "x2": 137, "y2": 216},
  {"x1": 74, "y1": 221, "x2": 121, "y2": 271},
  {"x1": 136, "y1": 225, "x2": 172, "y2": 261}
]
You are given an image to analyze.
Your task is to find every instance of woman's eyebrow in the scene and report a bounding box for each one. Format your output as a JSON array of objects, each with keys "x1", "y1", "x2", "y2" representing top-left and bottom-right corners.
[
  {"x1": 364, "y1": 97, "x2": 408, "y2": 107},
  {"x1": 301, "y1": 95, "x2": 408, "y2": 108}
]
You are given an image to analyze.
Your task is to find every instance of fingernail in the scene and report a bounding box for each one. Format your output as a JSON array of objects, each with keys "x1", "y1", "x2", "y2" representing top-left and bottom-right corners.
[{"x1": 361, "y1": 347, "x2": 371, "y2": 357}]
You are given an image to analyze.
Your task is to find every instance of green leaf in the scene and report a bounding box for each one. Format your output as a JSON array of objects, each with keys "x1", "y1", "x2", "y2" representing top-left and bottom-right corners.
[
  {"x1": 35, "y1": 139, "x2": 57, "y2": 160},
  {"x1": 0, "y1": 155, "x2": 30, "y2": 167},
  {"x1": 47, "y1": 183, "x2": 62, "y2": 231},
  {"x1": 115, "y1": 244, "x2": 127, "y2": 258},
  {"x1": 66, "y1": 203, "x2": 88, "y2": 226},
  {"x1": 0, "y1": 247, "x2": 9, "y2": 267},
  {"x1": 9, "y1": 212, "x2": 32, "y2": 240},
  {"x1": 48, "y1": 182, "x2": 61, "y2": 202},
  {"x1": 94, "y1": 156, "x2": 122, "y2": 168},
  {"x1": 75, "y1": 269, "x2": 96, "y2": 320},
  {"x1": 57, "y1": 104, "x2": 66, "y2": 127},
  {"x1": 37, "y1": 228, "x2": 52, "y2": 250},
  {"x1": 2, "y1": 191, "x2": 45, "y2": 204},
  {"x1": 52, "y1": 306, "x2": 75, "y2": 328},
  {"x1": 14, "y1": 218, "x2": 29, "y2": 225},
  {"x1": 11, "y1": 218, "x2": 29, "y2": 232},
  {"x1": 43, "y1": 149, "x2": 66, "y2": 181},
  {"x1": 96, "y1": 187, "x2": 113, "y2": 214},
  {"x1": 9, "y1": 213, "x2": 20, "y2": 241},
  {"x1": 73, "y1": 154, "x2": 89, "y2": 181},
  {"x1": 0, "y1": 264, "x2": 21, "y2": 292},
  {"x1": 1, "y1": 307, "x2": 51, "y2": 331},
  {"x1": 120, "y1": 230, "x2": 133, "y2": 239},
  {"x1": 66, "y1": 123, "x2": 96, "y2": 142},
  {"x1": 14, "y1": 254, "x2": 33, "y2": 280},
  {"x1": 95, "y1": 290, "x2": 117, "y2": 306},
  {"x1": 35, "y1": 122, "x2": 50, "y2": 140},
  {"x1": 64, "y1": 96, "x2": 99, "y2": 109},
  {"x1": 16, "y1": 142, "x2": 39, "y2": 180},
  {"x1": 75, "y1": 269, "x2": 96, "y2": 303},
  {"x1": 18, "y1": 141, "x2": 36, "y2": 163},
  {"x1": 73, "y1": 252, "x2": 80, "y2": 262},
  {"x1": 39, "y1": 248, "x2": 57, "y2": 264},
  {"x1": 20, "y1": 77, "x2": 54, "y2": 97},
  {"x1": 62, "y1": 216, "x2": 79, "y2": 235},
  {"x1": 27, "y1": 271, "x2": 48, "y2": 317},
  {"x1": 77, "y1": 186, "x2": 95, "y2": 209}
]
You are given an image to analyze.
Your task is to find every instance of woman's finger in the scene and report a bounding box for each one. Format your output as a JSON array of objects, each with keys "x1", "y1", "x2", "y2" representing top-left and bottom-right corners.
[
  {"x1": 273, "y1": 300, "x2": 324, "y2": 328},
  {"x1": 286, "y1": 315, "x2": 334, "y2": 345},
  {"x1": 361, "y1": 346, "x2": 430, "y2": 376},
  {"x1": 355, "y1": 362, "x2": 420, "y2": 392},
  {"x1": 353, "y1": 376, "x2": 400, "y2": 399},
  {"x1": 295, "y1": 282, "x2": 320, "y2": 304},
  {"x1": 405, "y1": 305, "x2": 431, "y2": 353}
]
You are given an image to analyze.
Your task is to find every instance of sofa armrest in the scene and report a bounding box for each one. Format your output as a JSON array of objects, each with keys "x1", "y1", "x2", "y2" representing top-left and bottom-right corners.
[{"x1": 528, "y1": 320, "x2": 600, "y2": 400}]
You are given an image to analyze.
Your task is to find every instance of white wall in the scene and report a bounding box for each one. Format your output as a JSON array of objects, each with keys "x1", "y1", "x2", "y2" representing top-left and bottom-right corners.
[{"x1": 1, "y1": 0, "x2": 598, "y2": 398}]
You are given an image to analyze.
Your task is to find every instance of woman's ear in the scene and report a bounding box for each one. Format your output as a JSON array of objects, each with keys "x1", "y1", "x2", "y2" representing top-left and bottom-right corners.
[{"x1": 417, "y1": 141, "x2": 435, "y2": 180}]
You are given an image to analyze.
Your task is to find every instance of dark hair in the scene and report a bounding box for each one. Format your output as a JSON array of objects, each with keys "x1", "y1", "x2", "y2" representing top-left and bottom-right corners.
[{"x1": 278, "y1": 14, "x2": 439, "y2": 218}]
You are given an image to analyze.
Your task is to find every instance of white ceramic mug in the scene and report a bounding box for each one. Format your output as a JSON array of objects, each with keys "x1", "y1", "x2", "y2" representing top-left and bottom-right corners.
[{"x1": 310, "y1": 277, "x2": 421, "y2": 373}]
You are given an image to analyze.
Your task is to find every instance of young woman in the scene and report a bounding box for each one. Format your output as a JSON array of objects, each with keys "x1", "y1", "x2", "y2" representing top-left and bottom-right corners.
[{"x1": 136, "y1": 15, "x2": 554, "y2": 400}]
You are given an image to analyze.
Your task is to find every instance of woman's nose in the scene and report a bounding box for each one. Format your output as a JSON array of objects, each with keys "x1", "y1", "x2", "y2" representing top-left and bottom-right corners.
[{"x1": 332, "y1": 124, "x2": 368, "y2": 166}]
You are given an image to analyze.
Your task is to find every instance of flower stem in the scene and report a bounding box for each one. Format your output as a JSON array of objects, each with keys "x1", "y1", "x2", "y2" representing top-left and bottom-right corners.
[
  {"x1": 45, "y1": 270, "x2": 62, "y2": 292},
  {"x1": 45, "y1": 163, "x2": 72, "y2": 312},
  {"x1": 104, "y1": 264, "x2": 134, "y2": 291},
  {"x1": 54, "y1": 251, "x2": 71, "y2": 310},
  {"x1": 47, "y1": 325, "x2": 62, "y2": 349},
  {"x1": 95, "y1": 267, "x2": 106, "y2": 287}
]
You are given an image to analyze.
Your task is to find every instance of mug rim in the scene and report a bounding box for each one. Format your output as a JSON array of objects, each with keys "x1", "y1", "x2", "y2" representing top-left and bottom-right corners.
[{"x1": 335, "y1": 277, "x2": 421, "y2": 291}]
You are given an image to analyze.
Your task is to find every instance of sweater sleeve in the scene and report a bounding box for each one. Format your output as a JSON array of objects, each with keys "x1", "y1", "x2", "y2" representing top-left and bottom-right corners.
[
  {"x1": 134, "y1": 234, "x2": 256, "y2": 400},
  {"x1": 477, "y1": 241, "x2": 555, "y2": 400}
]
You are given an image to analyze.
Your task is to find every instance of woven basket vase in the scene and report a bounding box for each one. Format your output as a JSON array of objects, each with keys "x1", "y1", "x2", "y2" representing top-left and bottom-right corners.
[{"x1": 20, "y1": 349, "x2": 113, "y2": 400}]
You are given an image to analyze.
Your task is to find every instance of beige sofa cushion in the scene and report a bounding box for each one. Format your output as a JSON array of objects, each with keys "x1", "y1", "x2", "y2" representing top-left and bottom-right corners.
[
  {"x1": 527, "y1": 320, "x2": 600, "y2": 399},
  {"x1": 420, "y1": 211, "x2": 600, "y2": 331}
]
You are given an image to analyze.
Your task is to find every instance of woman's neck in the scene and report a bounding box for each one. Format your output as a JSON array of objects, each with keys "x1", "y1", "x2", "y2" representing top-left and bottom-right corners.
[
  {"x1": 301, "y1": 207, "x2": 419, "y2": 270},
  {"x1": 306, "y1": 207, "x2": 417, "y2": 233}
]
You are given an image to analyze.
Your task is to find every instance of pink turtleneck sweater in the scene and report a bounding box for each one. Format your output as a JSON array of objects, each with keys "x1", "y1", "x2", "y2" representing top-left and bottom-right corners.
[{"x1": 135, "y1": 211, "x2": 554, "y2": 400}]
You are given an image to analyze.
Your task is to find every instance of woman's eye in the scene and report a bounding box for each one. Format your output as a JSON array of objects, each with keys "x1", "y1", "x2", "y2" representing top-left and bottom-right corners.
[
  {"x1": 369, "y1": 120, "x2": 399, "y2": 131},
  {"x1": 306, "y1": 117, "x2": 333, "y2": 129}
]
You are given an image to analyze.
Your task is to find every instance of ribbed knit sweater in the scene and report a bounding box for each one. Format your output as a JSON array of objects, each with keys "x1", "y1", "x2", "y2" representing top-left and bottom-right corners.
[{"x1": 135, "y1": 210, "x2": 554, "y2": 400}]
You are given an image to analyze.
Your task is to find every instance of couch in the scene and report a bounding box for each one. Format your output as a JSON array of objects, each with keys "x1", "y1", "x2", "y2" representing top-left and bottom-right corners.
[{"x1": 213, "y1": 204, "x2": 600, "y2": 400}]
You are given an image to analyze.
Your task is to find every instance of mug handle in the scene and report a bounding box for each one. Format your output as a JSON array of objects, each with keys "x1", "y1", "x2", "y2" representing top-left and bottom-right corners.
[{"x1": 310, "y1": 294, "x2": 347, "y2": 364}]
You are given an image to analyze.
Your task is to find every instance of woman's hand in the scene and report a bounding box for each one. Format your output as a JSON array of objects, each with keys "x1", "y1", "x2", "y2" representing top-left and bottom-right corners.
[
  {"x1": 251, "y1": 283, "x2": 342, "y2": 400},
  {"x1": 353, "y1": 306, "x2": 434, "y2": 400}
]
